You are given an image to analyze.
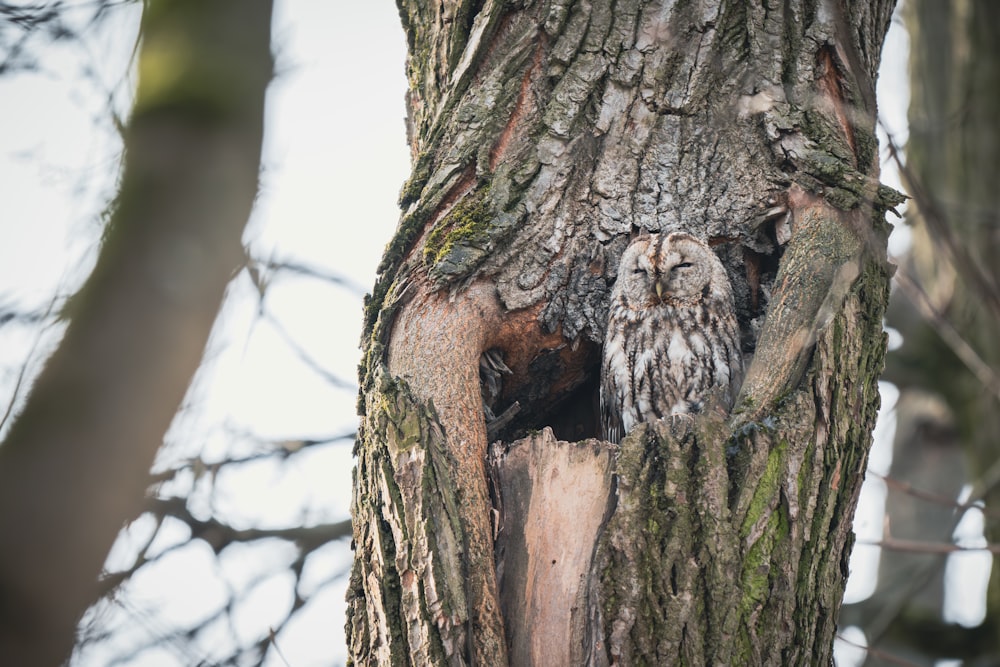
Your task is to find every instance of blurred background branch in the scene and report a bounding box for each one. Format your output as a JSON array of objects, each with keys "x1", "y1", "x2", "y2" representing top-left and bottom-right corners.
[{"x1": 0, "y1": 1, "x2": 273, "y2": 664}]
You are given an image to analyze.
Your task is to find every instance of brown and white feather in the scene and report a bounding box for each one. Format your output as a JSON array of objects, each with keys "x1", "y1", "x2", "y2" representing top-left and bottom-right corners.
[{"x1": 600, "y1": 232, "x2": 743, "y2": 443}]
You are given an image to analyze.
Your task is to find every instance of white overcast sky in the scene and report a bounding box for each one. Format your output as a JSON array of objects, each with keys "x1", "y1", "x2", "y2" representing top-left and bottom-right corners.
[{"x1": 0, "y1": 2, "x2": 408, "y2": 665}]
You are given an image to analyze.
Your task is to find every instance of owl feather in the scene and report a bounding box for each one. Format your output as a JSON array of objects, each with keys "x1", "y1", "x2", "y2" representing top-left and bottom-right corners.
[{"x1": 600, "y1": 232, "x2": 743, "y2": 443}]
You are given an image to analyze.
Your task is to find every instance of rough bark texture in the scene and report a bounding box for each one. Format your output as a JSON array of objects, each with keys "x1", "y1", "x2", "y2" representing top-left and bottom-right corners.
[
  {"x1": 0, "y1": 2, "x2": 273, "y2": 665},
  {"x1": 348, "y1": 1, "x2": 900, "y2": 664},
  {"x1": 844, "y1": 0, "x2": 1000, "y2": 663}
]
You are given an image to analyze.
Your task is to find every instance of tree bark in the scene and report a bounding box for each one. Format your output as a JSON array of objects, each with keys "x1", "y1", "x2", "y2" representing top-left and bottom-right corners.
[
  {"x1": 0, "y1": 3, "x2": 272, "y2": 665},
  {"x1": 348, "y1": 1, "x2": 900, "y2": 664}
]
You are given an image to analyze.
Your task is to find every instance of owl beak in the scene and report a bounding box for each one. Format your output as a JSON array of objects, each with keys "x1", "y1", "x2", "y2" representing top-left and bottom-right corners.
[{"x1": 655, "y1": 280, "x2": 665, "y2": 300}]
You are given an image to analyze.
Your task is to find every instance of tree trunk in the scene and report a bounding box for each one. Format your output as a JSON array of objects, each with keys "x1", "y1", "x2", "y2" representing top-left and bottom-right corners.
[
  {"x1": 348, "y1": 1, "x2": 901, "y2": 664},
  {"x1": 0, "y1": 3, "x2": 272, "y2": 665}
]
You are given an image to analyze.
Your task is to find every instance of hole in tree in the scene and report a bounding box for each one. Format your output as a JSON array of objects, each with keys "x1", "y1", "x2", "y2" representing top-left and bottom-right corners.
[{"x1": 481, "y1": 341, "x2": 602, "y2": 443}]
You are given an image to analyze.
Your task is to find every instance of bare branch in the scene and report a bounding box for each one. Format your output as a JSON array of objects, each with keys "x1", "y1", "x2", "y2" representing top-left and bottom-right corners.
[
  {"x1": 90, "y1": 498, "x2": 351, "y2": 667},
  {"x1": 148, "y1": 430, "x2": 355, "y2": 485},
  {"x1": 893, "y1": 269, "x2": 1000, "y2": 401},
  {"x1": 0, "y1": 3, "x2": 274, "y2": 662},
  {"x1": 263, "y1": 310, "x2": 358, "y2": 391},
  {"x1": 881, "y1": 123, "x2": 1000, "y2": 321},
  {"x1": 246, "y1": 254, "x2": 368, "y2": 296},
  {"x1": 0, "y1": 295, "x2": 65, "y2": 434},
  {"x1": 267, "y1": 627, "x2": 293, "y2": 667},
  {"x1": 145, "y1": 496, "x2": 352, "y2": 554},
  {"x1": 861, "y1": 537, "x2": 1000, "y2": 555},
  {"x1": 0, "y1": 306, "x2": 53, "y2": 328},
  {"x1": 875, "y1": 472, "x2": 1000, "y2": 519},
  {"x1": 836, "y1": 634, "x2": 927, "y2": 667}
]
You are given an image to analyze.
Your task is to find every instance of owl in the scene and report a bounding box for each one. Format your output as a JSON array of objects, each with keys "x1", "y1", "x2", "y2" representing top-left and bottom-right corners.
[{"x1": 600, "y1": 232, "x2": 743, "y2": 443}]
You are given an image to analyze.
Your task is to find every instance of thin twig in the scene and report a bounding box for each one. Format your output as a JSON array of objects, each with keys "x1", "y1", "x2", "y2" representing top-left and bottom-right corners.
[
  {"x1": 148, "y1": 431, "x2": 355, "y2": 485},
  {"x1": 268, "y1": 627, "x2": 293, "y2": 667},
  {"x1": 835, "y1": 633, "x2": 927, "y2": 667},
  {"x1": 881, "y1": 121, "x2": 1000, "y2": 321},
  {"x1": 893, "y1": 269, "x2": 1000, "y2": 402},
  {"x1": 0, "y1": 293, "x2": 63, "y2": 434},
  {"x1": 875, "y1": 472, "x2": 1000, "y2": 519},
  {"x1": 263, "y1": 310, "x2": 358, "y2": 392},
  {"x1": 860, "y1": 537, "x2": 1000, "y2": 555}
]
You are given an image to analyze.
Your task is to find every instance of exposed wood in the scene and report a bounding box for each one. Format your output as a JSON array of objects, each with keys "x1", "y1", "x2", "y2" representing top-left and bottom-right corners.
[{"x1": 489, "y1": 429, "x2": 616, "y2": 667}]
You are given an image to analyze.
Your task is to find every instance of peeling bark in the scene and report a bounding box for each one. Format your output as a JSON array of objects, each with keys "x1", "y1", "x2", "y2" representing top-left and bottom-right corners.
[{"x1": 349, "y1": 1, "x2": 899, "y2": 664}]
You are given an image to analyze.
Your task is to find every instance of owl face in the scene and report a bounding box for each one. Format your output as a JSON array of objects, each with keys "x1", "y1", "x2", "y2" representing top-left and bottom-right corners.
[
  {"x1": 601, "y1": 231, "x2": 743, "y2": 442},
  {"x1": 615, "y1": 232, "x2": 715, "y2": 308}
]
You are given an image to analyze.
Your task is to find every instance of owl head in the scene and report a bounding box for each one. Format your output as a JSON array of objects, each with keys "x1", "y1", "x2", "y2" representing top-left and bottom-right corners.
[{"x1": 613, "y1": 232, "x2": 730, "y2": 307}]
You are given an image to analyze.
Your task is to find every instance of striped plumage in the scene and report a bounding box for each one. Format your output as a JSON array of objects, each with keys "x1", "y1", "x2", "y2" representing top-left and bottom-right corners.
[{"x1": 600, "y1": 232, "x2": 743, "y2": 443}]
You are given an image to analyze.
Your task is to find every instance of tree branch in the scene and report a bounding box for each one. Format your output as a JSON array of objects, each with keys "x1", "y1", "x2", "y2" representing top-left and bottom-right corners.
[{"x1": 0, "y1": 2, "x2": 273, "y2": 663}]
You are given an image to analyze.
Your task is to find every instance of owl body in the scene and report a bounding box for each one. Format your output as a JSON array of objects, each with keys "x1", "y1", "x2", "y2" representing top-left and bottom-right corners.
[{"x1": 600, "y1": 232, "x2": 743, "y2": 443}]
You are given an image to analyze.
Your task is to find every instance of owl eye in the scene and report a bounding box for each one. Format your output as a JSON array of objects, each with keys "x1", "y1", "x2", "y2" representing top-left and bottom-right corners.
[
  {"x1": 632, "y1": 268, "x2": 646, "y2": 275},
  {"x1": 675, "y1": 262, "x2": 693, "y2": 270}
]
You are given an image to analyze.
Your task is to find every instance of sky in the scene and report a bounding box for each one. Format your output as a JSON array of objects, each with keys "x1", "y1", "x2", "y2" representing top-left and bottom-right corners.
[
  {"x1": 0, "y1": 1, "x2": 988, "y2": 665},
  {"x1": 1, "y1": 2, "x2": 408, "y2": 665}
]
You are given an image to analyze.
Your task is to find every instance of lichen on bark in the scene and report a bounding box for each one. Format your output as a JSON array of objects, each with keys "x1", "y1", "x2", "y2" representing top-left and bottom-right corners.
[{"x1": 348, "y1": 373, "x2": 472, "y2": 665}]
